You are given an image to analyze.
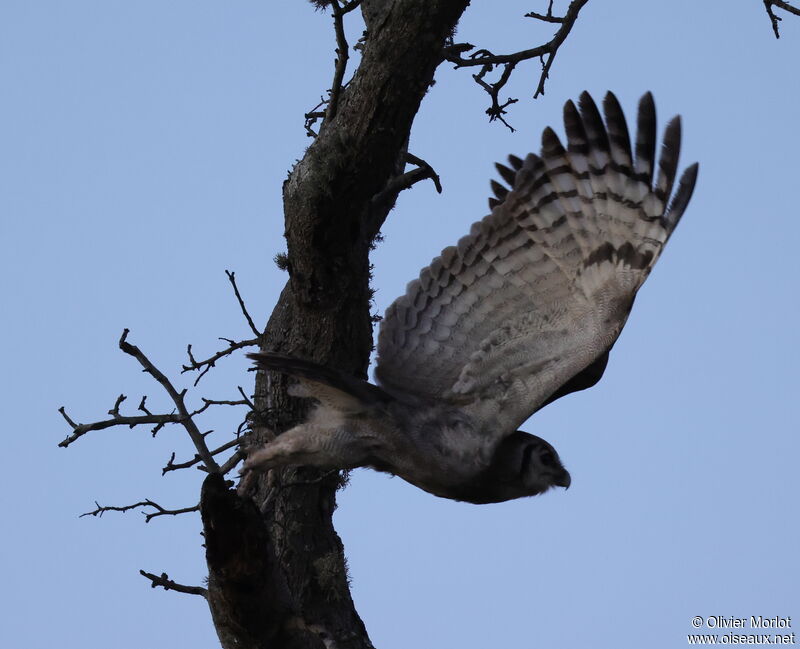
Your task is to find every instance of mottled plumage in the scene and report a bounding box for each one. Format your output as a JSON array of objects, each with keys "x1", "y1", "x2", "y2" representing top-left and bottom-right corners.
[{"x1": 243, "y1": 92, "x2": 698, "y2": 504}]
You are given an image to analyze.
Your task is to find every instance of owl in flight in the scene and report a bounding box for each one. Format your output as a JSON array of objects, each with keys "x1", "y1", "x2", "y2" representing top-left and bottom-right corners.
[{"x1": 243, "y1": 92, "x2": 698, "y2": 504}]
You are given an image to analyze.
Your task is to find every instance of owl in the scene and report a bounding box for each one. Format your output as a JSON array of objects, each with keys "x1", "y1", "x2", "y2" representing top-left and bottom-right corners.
[{"x1": 242, "y1": 92, "x2": 698, "y2": 504}]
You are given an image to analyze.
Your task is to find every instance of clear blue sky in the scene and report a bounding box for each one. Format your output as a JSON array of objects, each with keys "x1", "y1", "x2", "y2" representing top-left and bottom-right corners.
[{"x1": 2, "y1": 2, "x2": 798, "y2": 647}]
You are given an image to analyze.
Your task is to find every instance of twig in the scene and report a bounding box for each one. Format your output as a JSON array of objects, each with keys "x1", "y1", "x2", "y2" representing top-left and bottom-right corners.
[
  {"x1": 182, "y1": 338, "x2": 260, "y2": 386},
  {"x1": 181, "y1": 270, "x2": 261, "y2": 385},
  {"x1": 139, "y1": 570, "x2": 208, "y2": 599},
  {"x1": 304, "y1": 97, "x2": 327, "y2": 138},
  {"x1": 58, "y1": 404, "x2": 183, "y2": 447},
  {"x1": 117, "y1": 329, "x2": 220, "y2": 472},
  {"x1": 186, "y1": 396, "x2": 251, "y2": 420},
  {"x1": 526, "y1": 0, "x2": 563, "y2": 23},
  {"x1": 764, "y1": 0, "x2": 800, "y2": 37},
  {"x1": 237, "y1": 386, "x2": 255, "y2": 410},
  {"x1": 370, "y1": 152, "x2": 443, "y2": 218},
  {"x1": 81, "y1": 499, "x2": 199, "y2": 523},
  {"x1": 444, "y1": 0, "x2": 590, "y2": 125},
  {"x1": 365, "y1": 152, "x2": 443, "y2": 235},
  {"x1": 326, "y1": 0, "x2": 356, "y2": 123},
  {"x1": 219, "y1": 449, "x2": 246, "y2": 475},
  {"x1": 472, "y1": 59, "x2": 519, "y2": 131},
  {"x1": 162, "y1": 438, "x2": 241, "y2": 475},
  {"x1": 200, "y1": 397, "x2": 251, "y2": 409},
  {"x1": 526, "y1": 12, "x2": 563, "y2": 23},
  {"x1": 305, "y1": 1, "x2": 363, "y2": 135},
  {"x1": 225, "y1": 270, "x2": 261, "y2": 338},
  {"x1": 404, "y1": 153, "x2": 443, "y2": 193}
]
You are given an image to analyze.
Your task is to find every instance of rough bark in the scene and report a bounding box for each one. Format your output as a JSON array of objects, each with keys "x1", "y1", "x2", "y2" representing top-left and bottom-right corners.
[{"x1": 200, "y1": 2, "x2": 471, "y2": 647}]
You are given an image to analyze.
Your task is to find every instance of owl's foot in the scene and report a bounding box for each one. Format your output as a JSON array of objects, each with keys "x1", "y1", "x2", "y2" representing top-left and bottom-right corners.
[{"x1": 237, "y1": 438, "x2": 296, "y2": 495}]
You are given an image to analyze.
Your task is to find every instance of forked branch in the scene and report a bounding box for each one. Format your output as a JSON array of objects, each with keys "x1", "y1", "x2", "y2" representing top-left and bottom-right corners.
[
  {"x1": 444, "y1": 0, "x2": 590, "y2": 129},
  {"x1": 182, "y1": 271, "x2": 261, "y2": 385},
  {"x1": 764, "y1": 0, "x2": 800, "y2": 37},
  {"x1": 59, "y1": 329, "x2": 221, "y2": 473},
  {"x1": 162, "y1": 438, "x2": 242, "y2": 475}
]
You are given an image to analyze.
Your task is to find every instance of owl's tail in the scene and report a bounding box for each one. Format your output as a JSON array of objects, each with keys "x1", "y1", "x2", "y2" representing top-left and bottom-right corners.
[{"x1": 248, "y1": 352, "x2": 393, "y2": 412}]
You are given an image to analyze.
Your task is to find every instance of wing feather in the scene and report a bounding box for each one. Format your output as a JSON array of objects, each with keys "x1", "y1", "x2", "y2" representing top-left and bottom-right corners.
[{"x1": 376, "y1": 92, "x2": 698, "y2": 434}]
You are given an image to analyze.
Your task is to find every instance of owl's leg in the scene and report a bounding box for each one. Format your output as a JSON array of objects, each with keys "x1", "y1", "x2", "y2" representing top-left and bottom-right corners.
[{"x1": 242, "y1": 421, "x2": 378, "y2": 474}]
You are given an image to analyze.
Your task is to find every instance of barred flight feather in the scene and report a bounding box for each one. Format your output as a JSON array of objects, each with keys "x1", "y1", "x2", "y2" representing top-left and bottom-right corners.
[{"x1": 376, "y1": 91, "x2": 697, "y2": 434}]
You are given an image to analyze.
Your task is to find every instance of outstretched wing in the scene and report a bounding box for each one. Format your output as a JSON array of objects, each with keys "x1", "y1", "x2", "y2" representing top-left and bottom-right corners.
[{"x1": 375, "y1": 91, "x2": 698, "y2": 433}]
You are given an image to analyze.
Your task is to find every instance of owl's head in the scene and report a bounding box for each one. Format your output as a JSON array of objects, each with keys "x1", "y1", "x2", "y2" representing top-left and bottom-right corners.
[{"x1": 487, "y1": 430, "x2": 571, "y2": 500}]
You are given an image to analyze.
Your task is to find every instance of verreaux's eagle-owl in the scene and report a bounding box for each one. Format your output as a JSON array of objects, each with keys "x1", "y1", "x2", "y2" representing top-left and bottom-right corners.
[{"x1": 242, "y1": 92, "x2": 698, "y2": 504}]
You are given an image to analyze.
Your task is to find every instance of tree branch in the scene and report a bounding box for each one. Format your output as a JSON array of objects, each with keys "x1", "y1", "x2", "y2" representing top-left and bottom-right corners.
[
  {"x1": 304, "y1": 97, "x2": 327, "y2": 138},
  {"x1": 163, "y1": 438, "x2": 242, "y2": 475},
  {"x1": 113, "y1": 329, "x2": 221, "y2": 472},
  {"x1": 81, "y1": 499, "x2": 200, "y2": 523},
  {"x1": 368, "y1": 152, "x2": 443, "y2": 228},
  {"x1": 304, "y1": 1, "x2": 364, "y2": 136},
  {"x1": 444, "y1": 0, "x2": 590, "y2": 126},
  {"x1": 181, "y1": 270, "x2": 261, "y2": 385},
  {"x1": 225, "y1": 270, "x2": 262, "y2": 338},
  {"x1": 58, "y1": 402, "x2": 182, "y2": 447},
  {"x1": 218, "y1": 449, "x2": 246, "y2": 476},
  {"x1": 95, "y1": 329, "x2": 221, "y2": 473},
  {"x1": 237, "y1": 385, "x2": 255, "y2": 411},
  {"x1": 182, "y1": 338, "x2": 260, "y2": 386},
  {"x1": 326, "y1": 1, "x2": 359, "y2": 123},
  {"x1": 404, "y1": 153, "x2": 443, "y2": 193},
  {"x1": 140, "y1": 570, "x2": 208, "y2": 598},
  {"x1": 764, "y1": 0, "x2": 800, "y2": 37}
]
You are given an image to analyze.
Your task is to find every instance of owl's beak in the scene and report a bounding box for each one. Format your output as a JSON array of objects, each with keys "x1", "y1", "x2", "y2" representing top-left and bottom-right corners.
[{"x1": 555, "y1": 469, "x2": 571, "y2": 490}]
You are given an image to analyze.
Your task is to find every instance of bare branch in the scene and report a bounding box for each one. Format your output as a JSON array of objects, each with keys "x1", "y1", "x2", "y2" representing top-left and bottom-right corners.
[
  {"x1": 180, "y1": 270, "x2": 261, "y2": 385},
  {"x1": 162, "y1": 438, "x2": 241, "y2": 475},
  {"x1": 137, "y1": 396, "x2": 152, "y2": 415},
  {"x1": 81, "y1": 499, "x2": 199, "y2": 523},
  {"x1": 369, "y1": 152, "x2": 443, "y2": 221},
  {"x1": 200, "y1": 397, "x2": 251, "y2": 410},
  {"x1": 326, "y1": 1, "x2": 355, "y2": 123},
  {"x1": 109, "y1": 393, "x2": 126, "y2": 417},
  {"x1": 118, "y1": 329, "x2": 221, "y2": 472},
  {"x1": 304, "y1": 1, "x2": 364, "y2": 135},
  {"x1": 58, "y1": 404, "x2": 183, "y2": 448},
  {"x1": 764, "y1": 0, "x2": 800, "y2": 37},
  {"x1": 237, "y1": 386, "x2": 255, "y2": 410},
  {"x1": 304, "y1": 97, "x2": 327, "y2": 138},
  {"x1": 472, "y1": 59, "x2": 519, "y2": 131},
  {"x1": 219, "y1": 449, "x2": 246, "y2": 475},
  {"x1": 182, "y1": 337, "x2": 260, "y2": 386},
  {"x1": 224, "y1": 270, "x2": 261, "y2": 338},
  {"x1": 404, "y1": 153, "x2": 443, "y2": 193},
  {"x1": 140, "y1": 570, "x2": 208, "y2": 599},
  {"x1": 444, "y1": 0, "x2": 590, "y2": 124},
  {"x1": 526, "y1": 0, "x2": 563, "y2": 23},
  {"x1": 526, "y1": 12, "x2": 563, "y2": 23}
]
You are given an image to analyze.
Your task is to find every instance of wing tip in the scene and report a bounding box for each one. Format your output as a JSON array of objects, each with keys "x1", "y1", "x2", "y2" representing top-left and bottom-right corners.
[{"x1": 666, "y1": 161, "x2": 699, "y2": 227}]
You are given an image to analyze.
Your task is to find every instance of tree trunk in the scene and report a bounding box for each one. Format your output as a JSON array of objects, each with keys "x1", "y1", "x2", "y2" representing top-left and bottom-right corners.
[{"x1": 200, "y1": 2, "x2": 471, "y2": 647}]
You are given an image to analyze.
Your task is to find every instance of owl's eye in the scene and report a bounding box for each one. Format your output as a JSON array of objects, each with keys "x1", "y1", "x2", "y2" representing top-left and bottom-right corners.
[{"x1": 539, "y1": 449, "x2": 556, "y2": 467}]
